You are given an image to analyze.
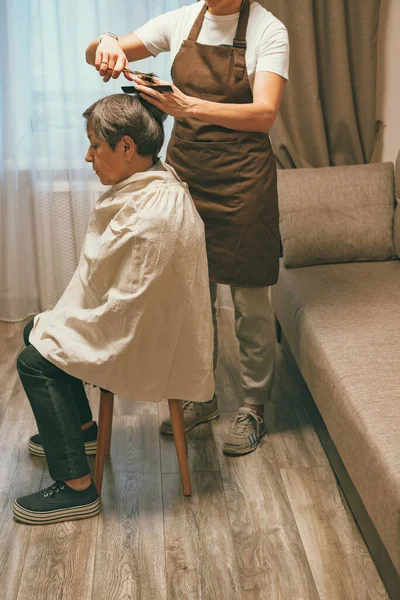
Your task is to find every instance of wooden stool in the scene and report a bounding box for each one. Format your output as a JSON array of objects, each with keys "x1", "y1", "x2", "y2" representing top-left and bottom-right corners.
[{"x1": 94, "y1": 391, "x2": 191, "y2": 497}]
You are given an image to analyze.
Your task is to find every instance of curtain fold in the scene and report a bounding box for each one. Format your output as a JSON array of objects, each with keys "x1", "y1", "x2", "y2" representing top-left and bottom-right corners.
[
  {"x1": 262, "y1": 0, "x2": 382, "y2": 168},
  {"x1": 0, "y1": 1, "x2": 188, "y2": 322}
]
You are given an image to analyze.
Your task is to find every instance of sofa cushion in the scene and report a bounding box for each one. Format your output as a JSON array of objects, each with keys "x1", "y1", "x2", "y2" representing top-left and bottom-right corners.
[
  {"x1": 277, "y1": 162, "x2": 397, "y2": 268},
  {"x1": 394, "y1": 151, "x2": 400, "y2": 258},
  {"x1": 271, "y1": 260, "x2": 400, "y2": 575}
]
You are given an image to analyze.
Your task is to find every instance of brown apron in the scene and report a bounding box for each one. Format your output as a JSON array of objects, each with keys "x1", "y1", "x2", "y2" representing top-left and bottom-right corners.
[{"x1": 166, "y1": 0, "x2": 280, "y2": 287}]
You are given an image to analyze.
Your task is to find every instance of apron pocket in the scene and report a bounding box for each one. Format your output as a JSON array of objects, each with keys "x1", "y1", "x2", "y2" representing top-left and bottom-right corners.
[{"x1": 168, "y1": 138, "x2": 243, "y2": 207}]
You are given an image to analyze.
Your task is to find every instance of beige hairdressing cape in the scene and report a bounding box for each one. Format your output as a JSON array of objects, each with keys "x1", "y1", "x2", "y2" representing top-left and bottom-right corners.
[{"x1": 29, "y1": 164, "x2": 214, "y2": 403}]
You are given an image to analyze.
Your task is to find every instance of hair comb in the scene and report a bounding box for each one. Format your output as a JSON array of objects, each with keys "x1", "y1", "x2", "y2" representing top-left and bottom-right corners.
[{"x1": 122, "y1": 69, "x2": 173, "y2": 93}]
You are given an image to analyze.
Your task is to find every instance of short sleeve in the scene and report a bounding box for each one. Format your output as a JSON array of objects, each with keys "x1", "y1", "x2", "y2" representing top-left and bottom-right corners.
[
  {"x1": 135, "y1": 9, "x2": 178, "y2": 57},
  {"x1": 256, "y1": 21, "x2": 290, "y2": 81}
]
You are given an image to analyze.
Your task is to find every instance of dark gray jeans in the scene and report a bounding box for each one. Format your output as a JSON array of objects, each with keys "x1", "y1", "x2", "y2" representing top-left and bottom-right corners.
[{"x1": 16, "y1": 318, "x2": 93, "y2": 481}]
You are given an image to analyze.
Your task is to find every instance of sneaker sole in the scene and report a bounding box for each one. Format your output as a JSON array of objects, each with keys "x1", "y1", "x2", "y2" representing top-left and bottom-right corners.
[
  {"x1": 160, "y1": 411, "x2": 220, "y2": 435},
  {"x1": 223, "y1": 442, "x2": 259, "y2": 456},
  {"x1": 13, "y1": 497, "x2": 100, "y2": 525},
  {"x1": 28, "y1": 440, "x2": 97, "y2": 457},
  {"x1": 223, "y1": 432, "x2": 265, "y2": 456}
]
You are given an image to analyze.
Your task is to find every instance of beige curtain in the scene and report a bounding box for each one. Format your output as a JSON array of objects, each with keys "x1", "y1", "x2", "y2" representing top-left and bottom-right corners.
[{"x1": 261, "y1": 0, "x2": 382, "y2": 167}]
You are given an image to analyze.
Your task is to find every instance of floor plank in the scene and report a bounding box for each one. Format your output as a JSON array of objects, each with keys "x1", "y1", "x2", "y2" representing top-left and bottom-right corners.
[
  {"x1": 113, "y1": 396, "x2": 159, "y2": 416},
  {"x1": 158, "y1": 400, "x2": 220, "y2": 474},
  {"x1": 263, "y1": 351, "x2": 330, "y2": 469},
  {"x1": 91, "y1": 415, "x2": 167, "y2": 600},
  {"x1": 0, "y1": 420, "x2": 45, "y2": 600},
  {"x1": 163, "y1": 471, "x2": 243, "y2": 600},
  {"x1": 16, "y1": 516, "x2": 98, "y2": 600},
  {"x1": 213, "y1": 415, "x2": 321, "y2": 600},
  {"x1": 88, "y1": 386, "x2": 159, "y2": 420},
  {"x1": 4, "y1": 379, "x2": 36, "y2": 423},
  {"x1": 281, "y1": 466, "x2": 390, "y2": 600},
  {"x1": 0, "y1": 321, "x2": 27, "y2": 420},
  {"x1": 0, "y1": 313, "x2": 392, "y2": 599}
]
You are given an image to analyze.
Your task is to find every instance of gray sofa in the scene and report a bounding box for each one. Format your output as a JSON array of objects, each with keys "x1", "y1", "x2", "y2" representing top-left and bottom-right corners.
[{"x1": 272, "y1": 153, "x2": 400, "y2": 599}]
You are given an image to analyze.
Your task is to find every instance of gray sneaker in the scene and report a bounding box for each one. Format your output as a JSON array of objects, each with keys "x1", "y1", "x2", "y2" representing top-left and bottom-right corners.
[
  {"x1": 223, "y1": 407, "x2": 265, "y2": 456},
  {"x1": 160, "y1": 395, "x2": 219, "y2": 435}
]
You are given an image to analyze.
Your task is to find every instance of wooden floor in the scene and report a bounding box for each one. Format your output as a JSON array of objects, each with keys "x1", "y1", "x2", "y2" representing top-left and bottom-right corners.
[{"x1": 0, "y1": 309, "x2": 390, "y2": 600}]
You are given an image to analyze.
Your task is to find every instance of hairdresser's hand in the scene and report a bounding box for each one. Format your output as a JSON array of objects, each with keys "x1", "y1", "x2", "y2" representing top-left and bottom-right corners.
[
  {"x1": 132, "y1": 76, "x2": 195, "y2": 119},
  {"x1": 95, "y1": 35, "x2": 134, "y2": 83}
]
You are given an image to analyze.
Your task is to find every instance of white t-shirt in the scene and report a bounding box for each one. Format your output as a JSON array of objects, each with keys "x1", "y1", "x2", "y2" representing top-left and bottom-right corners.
[{"x1": 135, "y1": 1, "x2": 289, "y2": 88}]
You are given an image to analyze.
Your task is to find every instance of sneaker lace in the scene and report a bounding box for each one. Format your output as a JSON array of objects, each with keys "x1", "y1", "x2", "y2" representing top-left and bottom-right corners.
[
  {"x1": 43, "y1": 481, "x2": 65, "y2": 497},
  {"x1": 230, "y1": 410, "x2": 263, "y2": 436}
]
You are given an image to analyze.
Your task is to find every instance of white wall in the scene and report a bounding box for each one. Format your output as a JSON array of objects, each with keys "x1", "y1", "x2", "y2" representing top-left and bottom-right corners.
[{"x1": 375, "y1": 0, "x2": 400, "y2": 164}]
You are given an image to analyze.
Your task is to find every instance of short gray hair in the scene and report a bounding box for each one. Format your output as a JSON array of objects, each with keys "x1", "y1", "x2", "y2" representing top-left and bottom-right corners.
[{"x1": 82, "y1": 94, "x2": 167, "y2": 158}]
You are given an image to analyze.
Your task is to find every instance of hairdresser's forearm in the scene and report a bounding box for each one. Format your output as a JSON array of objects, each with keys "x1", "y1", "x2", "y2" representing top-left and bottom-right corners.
[{"x1": 189, "y1": 98, "x2": 277, "y2": 133}]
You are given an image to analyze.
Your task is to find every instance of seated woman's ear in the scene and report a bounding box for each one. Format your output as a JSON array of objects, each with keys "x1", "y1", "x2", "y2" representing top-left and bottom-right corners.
[{"x1": 120, "y1": 135, "x2": 137, "y2": 165}]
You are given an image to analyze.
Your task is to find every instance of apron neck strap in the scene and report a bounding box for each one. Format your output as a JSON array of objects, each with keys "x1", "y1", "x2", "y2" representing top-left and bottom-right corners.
[
  {"x1": 187, "y1": 0, "x2": 250, "y2": 48},
  {"x1": 233, "y1": 0, "x2": 250, "y2": 49},
  {"x1": 187, "y1": 4, "x2": 208, "y2": 42}
]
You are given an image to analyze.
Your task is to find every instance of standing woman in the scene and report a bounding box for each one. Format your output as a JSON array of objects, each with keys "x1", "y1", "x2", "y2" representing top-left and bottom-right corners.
[{"x1": 86, "y1": 0, "x2": 289, "y2": 455}]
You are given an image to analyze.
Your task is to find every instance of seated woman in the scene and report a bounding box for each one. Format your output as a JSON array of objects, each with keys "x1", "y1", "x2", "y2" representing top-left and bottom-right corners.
[{"x1": 14, "y1": 93, "x2": 214, "y2": 525}]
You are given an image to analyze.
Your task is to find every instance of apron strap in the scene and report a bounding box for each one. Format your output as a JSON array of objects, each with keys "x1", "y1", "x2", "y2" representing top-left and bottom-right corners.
[
  {"x1": 233, "y1": 0, "x2": 250, "y2": 80},
  {"x1": 187, "y1": 4, "x2": 208, "y2": 42},
  {"x1": 233, "y1": 0, "x2": 250, "y2": 49},
  {"x1": 187, "y1": 0, "x2": 250, "y2": 81},
  {"x1": 188, "y1": 0, "x2": 250, "y2": 46}
]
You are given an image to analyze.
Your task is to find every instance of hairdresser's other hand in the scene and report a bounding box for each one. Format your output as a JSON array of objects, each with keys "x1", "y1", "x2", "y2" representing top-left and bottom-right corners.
[
  {"x1": 132, "y1": 76, "x2": 195, "y2": 119},
  {"x1": 95, "y1": 35, "x2": 134, "y2": 83}
]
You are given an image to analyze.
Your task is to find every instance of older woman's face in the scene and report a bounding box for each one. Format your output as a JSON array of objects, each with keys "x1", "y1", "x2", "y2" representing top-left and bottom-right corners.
[{"x1": 85, "y1": 130, "x2": 127, "y2": 186}]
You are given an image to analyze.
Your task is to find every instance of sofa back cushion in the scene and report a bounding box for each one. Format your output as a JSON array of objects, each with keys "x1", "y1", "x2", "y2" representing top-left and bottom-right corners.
[
  {"x1": 395, "y1": 151, "x2": 400, "y2": 258},
  {"x1": 277, "y1": 162, "x2": 397, "y2": 268}
]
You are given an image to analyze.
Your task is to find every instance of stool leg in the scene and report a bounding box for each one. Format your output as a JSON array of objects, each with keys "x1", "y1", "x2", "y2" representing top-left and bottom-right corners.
[
  {"x1": 168, "y1": 399, "x2": 191, "y2": 496},
  {"x1": 104, "y1": 394, "x2": 114, "y2": 456},
  {"x1": 94, "y1": 391, "x2": 114, "y2": 496},
  {"x1": 179, "y1": 402, "x2": 187, "y2": 454}
]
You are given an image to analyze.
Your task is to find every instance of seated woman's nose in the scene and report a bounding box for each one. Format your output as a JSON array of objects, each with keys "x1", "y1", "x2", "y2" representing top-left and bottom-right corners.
[{"x1": 85, "y1": 151, "x2": 92, "y2": 163}]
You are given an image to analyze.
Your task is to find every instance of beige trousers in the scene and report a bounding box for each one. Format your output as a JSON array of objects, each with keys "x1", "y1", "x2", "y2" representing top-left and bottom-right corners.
[{"x1": 209, "y1": 283, "x2": 276, "y2": 406}]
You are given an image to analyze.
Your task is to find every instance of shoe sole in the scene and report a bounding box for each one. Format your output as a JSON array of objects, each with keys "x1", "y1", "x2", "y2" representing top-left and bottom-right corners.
[
  {"x1": 223, "y1": 443, "x2": 259, "y2": 456},
  {"x1": 13, "y1": 498, "x2": 101, "y2": 525},
  {"x1": 223, "y1": 432, "x2": 266, "y2": 456},
  {"x1": 28, "y1": 440, "x2": 97, "y2": 457},
  {"x1": 160, "y1": 411, "x2": 220, "y2": 435}
]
